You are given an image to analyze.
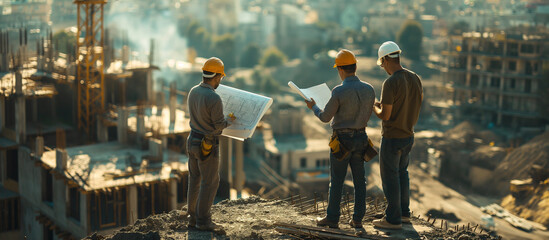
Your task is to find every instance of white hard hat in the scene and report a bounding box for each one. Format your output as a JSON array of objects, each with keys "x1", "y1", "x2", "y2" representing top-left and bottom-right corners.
[{"x1": 377, "y1": 41, "x2": 402, "y2": 65}]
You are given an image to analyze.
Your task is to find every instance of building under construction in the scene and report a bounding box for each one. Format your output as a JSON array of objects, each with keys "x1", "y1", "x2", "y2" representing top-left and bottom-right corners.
[
  {"x1": 0, "y1": 1, "x2": 193, "y2": 239},
  {"x1": 0, "y1": 0, "x2": 258, "y2": 238},
  {"x1": 443, "y1": 31, "x2": 549, "y2": 132}
]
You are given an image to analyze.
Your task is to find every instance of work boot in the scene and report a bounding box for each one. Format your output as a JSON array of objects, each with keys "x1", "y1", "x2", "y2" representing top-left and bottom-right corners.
[
  {"x1": 402, "y1": 216, "x2": 411, "y2": 223},
  {"x1": 316, "y1": 217, "x2": 339, "y2": 228},
  {"x1": 349, "y1": 219, "x2": 363, "y2": 228},
  {"x1": 373, "y1": 217, "x2": 402, "y2": 230},
  {"x1": 196, "y1": 221, "x2": 226, "y2": 234},
  {"x1": 187, "y1": 215, "x2": 196, "y2": 229}
]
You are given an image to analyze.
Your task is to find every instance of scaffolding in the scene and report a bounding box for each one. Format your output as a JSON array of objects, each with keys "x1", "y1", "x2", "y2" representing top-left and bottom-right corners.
[{"x1": 75, "y1": 0, "x2": 106, "y2": 137}]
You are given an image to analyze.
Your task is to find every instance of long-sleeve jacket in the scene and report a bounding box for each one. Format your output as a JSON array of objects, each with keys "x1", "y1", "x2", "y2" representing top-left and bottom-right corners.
[
  {"x1": 187, "y1": 82, "x2": 229, "y2": 136},
  {"x1": 312, "y1": 76, "x2": 375, "y2": 130}
]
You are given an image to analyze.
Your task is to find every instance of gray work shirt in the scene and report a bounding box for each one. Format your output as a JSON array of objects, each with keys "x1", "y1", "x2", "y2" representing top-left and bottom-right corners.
[
  {"x1": 187, "y1": 82, "x2": 229, "y2": 136},
  {"x1": 312, "y1": 76, "x2": 375, "y2": 130}
]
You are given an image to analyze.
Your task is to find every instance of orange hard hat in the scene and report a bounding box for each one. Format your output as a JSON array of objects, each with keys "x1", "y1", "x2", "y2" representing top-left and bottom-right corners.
[
  {"x1": 333, "y1": 49, "x2": 357, "y2": 68},
  {"x1": 202, "y1": 57, "x2": 225, "y2": 76}
]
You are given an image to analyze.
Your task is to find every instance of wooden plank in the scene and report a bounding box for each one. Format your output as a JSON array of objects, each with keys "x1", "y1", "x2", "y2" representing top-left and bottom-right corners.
[
  {"x1": 274, "y1": 222, "x2": 384, "y2": 240},
  {"x1": 275, "y1": 226, "x2": 367, "y2": 240}
]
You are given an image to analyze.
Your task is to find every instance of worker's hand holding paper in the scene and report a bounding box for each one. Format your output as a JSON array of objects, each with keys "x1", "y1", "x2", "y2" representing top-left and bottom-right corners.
[
  {"x1": 288, "y1": 81, "x2": 331, "y2": 110},
  {"x1": 216, "y1": 84, "x2": 273, "y2": 141}
]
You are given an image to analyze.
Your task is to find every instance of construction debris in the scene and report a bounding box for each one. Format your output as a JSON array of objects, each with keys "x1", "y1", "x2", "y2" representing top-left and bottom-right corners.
[
  {"x1": 501, "y1": 178, "x2": 549, "y2": 228},
  {"x1": 86, "y1": 196, "x2": 502, "y2": 239},
  {"x1": 481, "y1": 204, "x2": 533, "y2": 232},
  {"x1": 492, "y1": 131, "x2": 549, "y2": 193}
]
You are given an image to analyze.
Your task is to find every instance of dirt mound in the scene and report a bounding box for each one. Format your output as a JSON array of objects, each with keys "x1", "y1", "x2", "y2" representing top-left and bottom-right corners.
[
  {"x1": 217, "y1": 195, "x2": 272, "y2": 206},
  {"x1": 88, "y1": 197, "x2": 313, "y2": 240},
  {"x1": 444, "y1": 121, "x2": 483, "y2": 140},
  {"x1": 85, "y1": 195, "x2": 507, "y2": 240},
  {"x1": 501, "y1": 182, "x2": 549, "y2": 227},
  {"x1": 124, "y1": 210, "x2": 188, "y2": 233},
  {"x1": 492, "y1": 131, "x2": 549, "y2": 192},
  {"x1": 443, "y1": 121, "x2": 503, "y2": 145},
  {"x1": 470, "y1": 146, "x2": 507, "y2": 170},
  {"x1": 110, "y1": 232, "x2": 161, "y2": 240},
  {"x1": 423, "y1": 229, "x2": 497, "y2": 240}
]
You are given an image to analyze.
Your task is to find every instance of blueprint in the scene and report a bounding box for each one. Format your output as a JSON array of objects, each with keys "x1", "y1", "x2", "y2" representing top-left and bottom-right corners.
[
  {"x1": 288, "y1": 81, "x2": 332, "y2": 110},
  {"x1": 216, "y1": 84, "x2": 273, "y2": 140}
]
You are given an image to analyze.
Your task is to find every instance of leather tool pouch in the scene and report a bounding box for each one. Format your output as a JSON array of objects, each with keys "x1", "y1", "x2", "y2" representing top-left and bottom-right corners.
[
  {"x1": 329, "y1": 132, "x2": 350, "y2": 161},
  {"x1": 200, "y1": 135, "x2": 215, "y2": 159},
  {"x1": 363, "y1": 138, "x2": 378, "y2": 162}
]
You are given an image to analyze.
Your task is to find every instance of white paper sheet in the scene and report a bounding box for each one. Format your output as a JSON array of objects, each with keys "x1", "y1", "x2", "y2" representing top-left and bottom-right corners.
[
  {"x1": 288, "y1": 81, "x2": 332, "y2": 110},
  {"x1": 216, "y1": 84, "x2": 273, "y2": 140}
]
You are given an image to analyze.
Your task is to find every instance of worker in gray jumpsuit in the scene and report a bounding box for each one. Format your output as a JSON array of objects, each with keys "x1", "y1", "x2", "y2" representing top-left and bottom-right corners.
[{"x1": 186, "y1": 57, "x2": 235, "y2": 232}]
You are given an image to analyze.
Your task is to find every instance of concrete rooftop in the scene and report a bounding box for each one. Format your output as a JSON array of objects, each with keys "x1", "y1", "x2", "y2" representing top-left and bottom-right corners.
[{"x1": 40, "y1": 142, "x2": 188, "y2": 191}]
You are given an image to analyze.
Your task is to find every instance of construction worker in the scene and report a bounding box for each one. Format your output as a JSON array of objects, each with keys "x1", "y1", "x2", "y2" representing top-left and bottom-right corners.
[
  {"x1": 373, "y1": 41, "x2": 423, "y2": 229},
  {"x1": 305, "y1": 49, "x2": 375, "y2": 229},
  {"x1": 186, "y1": 57, "x2": 236, "y2": 232}
]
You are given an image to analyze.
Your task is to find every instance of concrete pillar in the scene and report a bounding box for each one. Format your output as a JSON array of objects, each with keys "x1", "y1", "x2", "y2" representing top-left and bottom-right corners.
[
  {"x1": 147, "y1": 71, "x2": 154, "y2": 104},
  {"x1": 162, "y1": 136, "x2": 168, "y2": 150},
  {"x1": 281, "y1": 152, "x2": 290, "y2": 178},
  {"x1": 0, "y1": 150, "x2": 6, "y2": 183},
  {"x1": 169, "y1": 84, "x2": 177, "y2": 124},
  {"x1": 234, "y1": 140, "x2": 245, "y2": 196},
  {"x1": 169, "y1": 180, "x2": 177, "y2": 210},
  {"x1": 35, "y1": 136, "x2": 44, "y2": 157},
  {"x1": 117, "y1": 108, "x2": 128, "y2": 144},
  {"x1": 80, "y1": 192, "x2": 88, "y2": 228},
  {"x1": 498, "y1": 61, "x2": 505, "y2": 126},
  {"x1": 15, "y1": 70, "x2": 26, "y2": 144},
  {"x1": 149, "y1": 138, "x2": 163, "y2": 163},
  {"x1": 32, "y1": 95, "x2": 38, "y2": 123},
  {"x1": 53, "y1": 178, "x2": 67, "y2": 221},
  {"x1": 122, "y1": 45, "x2": 129, "y2": 65},
  {"x1": 96, "y1": 118, "x2": 108, "y2": 143},
  {"x1": 56, "y1": 149, "x2": 67, "y2": 172},
  {"x1": 128, "y1": 185, "x2": 138, "y2": 224},
  {"x1": 50, "y1": 97, "x2": 56, "y2": 121},
  {"x1": 156, "y1": 91, "x2": 165, "y2": 116},
  {"x1": 218, "y1": 136, "x2": 232, "y2": 199},
  {"x1": 0, "y1": 96, "x2": 4, "y2": 133},
  {"x1": 136, "y1": 114, "x2": 145, "y2": 147}
]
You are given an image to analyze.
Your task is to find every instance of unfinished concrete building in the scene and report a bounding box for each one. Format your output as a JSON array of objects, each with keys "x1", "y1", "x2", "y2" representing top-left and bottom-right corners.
[
  {"x1": 443, "y1": 32, "x2": 549, "y2": 131},
  {"x1": 0, "y1": 19, "x2": 195, "y2": 239}
]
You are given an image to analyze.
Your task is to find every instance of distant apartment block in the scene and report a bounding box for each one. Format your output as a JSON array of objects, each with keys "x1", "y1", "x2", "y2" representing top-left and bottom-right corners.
[{"x1": 443, "y1": 32, "x2": 549, "y2": 130}]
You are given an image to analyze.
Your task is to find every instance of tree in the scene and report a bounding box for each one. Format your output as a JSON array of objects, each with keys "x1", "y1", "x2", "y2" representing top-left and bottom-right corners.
[
  {"x1": 53, "y1": 30, "x2": 76, "y2": 55},
  {"x1": 251, "y1": 69, "x2": 263, "y2": 91},
  {"x1": 449, "y1": 21, "x2": 470, "y2": 36},
  {"x1": 261, "y1": 47, "x2": 287, "y2": 68},
  {"x1": 213, "y1": 33, "x2": 236, "y2": 68},
  {"x1": 184, "y1": 19, "x2": 212, "y2": 57},
  {"x1": 396, "y1": 20, "x2": 423, "y2": 61},
  {"x1": 240, "y1": 43, "x2": 261, "y2": 68},
  {"x1": 260, "y1": 73, "x2": 280, "y2": 94},
  {"x1": 233, "y1": 77, "x2": 247, "y2": 90}
]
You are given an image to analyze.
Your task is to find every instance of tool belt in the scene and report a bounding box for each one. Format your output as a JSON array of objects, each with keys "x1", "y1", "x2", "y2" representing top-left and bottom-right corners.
[
  {"x1": 190, "y1": 131, "x2": 218, "y2": 159},
  {"x1": 334, "y1": 128, "x2": 365, "y2": 134},
  {"x1": 329, "y1": 132, "x2": 350, "y2": 161},
  {"x1": 363, "y1": 138, "x2": 378, "y2": 162}
]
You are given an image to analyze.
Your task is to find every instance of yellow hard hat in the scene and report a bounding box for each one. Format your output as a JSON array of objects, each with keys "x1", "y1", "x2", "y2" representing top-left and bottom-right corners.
[
  {"x1": 202, "y1": 57, "x2": 225, "y2": 76},
  {"x1": 333, "y1": 49, "x2": 357, "y2": 68}
]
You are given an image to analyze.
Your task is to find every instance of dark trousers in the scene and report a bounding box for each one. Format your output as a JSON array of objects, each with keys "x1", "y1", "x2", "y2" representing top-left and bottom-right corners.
[
  {"x1": 326, "y1": 131, "x2": 368, "y2": 222},
  {"x1": 379, "y1": 136, "x2": 414, "y2": 224}
]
